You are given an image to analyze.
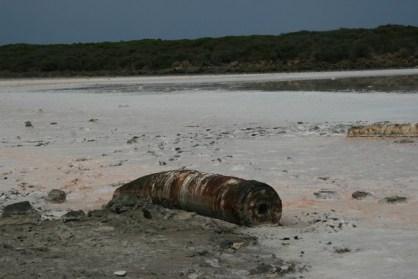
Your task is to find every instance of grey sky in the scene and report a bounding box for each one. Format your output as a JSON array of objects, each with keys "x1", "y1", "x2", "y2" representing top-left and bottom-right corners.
[{"x1": 1, "y1": 0, "x2": 417, "y2": 45}]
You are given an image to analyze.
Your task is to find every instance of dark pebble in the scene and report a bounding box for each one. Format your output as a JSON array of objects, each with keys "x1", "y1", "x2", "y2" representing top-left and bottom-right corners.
[
  {"x1": 47, "y1": 189, "x2": 66, "y2": 203},
  {"x1": 2, "y1": 201, "x2": 34, "y2": 217},
  {"x1": 352, "y1": 191, "x2": 371, "y2": 200},
  {"x1": 62, "y1": 210, "x2": 86, "y2": 223},
  {"x1": 383, "y1": 196, "x2": 407, "y2": 204}
]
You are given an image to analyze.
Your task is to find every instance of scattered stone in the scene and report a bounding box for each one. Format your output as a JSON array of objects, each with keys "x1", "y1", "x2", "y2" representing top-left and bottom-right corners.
[
  {"x1": 2, "y1": 201, "x2": 34, "y2": 217},
  {"x1": 383, "y1": 196, "x2": 407, "y2": 204},
  {"x1": 35, "y1": 141, "x2": 50, "y2": 147},
  {"x1": 24, "y1": 121, "x2": 33, "y2": 128},
  {"x1": 113, "y1": 270, "x2": 127, "y2": 277},
  {"x1": 62, "y1": 210, "x2": 86, "y2": 223},
  {"x1": 313, "y1": 190, "x2": 337, "y2": 199},
  {"x1": 249, "y1": 262, "x2": 298, "y2": 276},
  {"x1": 109, "y1": 160, "x2": 126, "y2": 167},
  {"x1": 87, "y1": 209, "x2": 107, "y2": 218},
  {"x1": 250, "y1": 263, "x2": 274, "y2": 275},
  {"x1": 318, "y1": 176, "x2": 330, "y2": 181},
  {"x1": 334, "y1": 247, "x2": 351, "y2": 254},
  {"x1": 142, "y1": 208, "x2": 152, "y2": 219},
  {"x1": 159, "y1": 161, "x2": 167, "y2": 166},
  {"x1": 231, "y1": 241, "x2": 245, "y2": 250},
  {"x1": 127, "y1": 136, "x2": 139, "y2": 144},
  {"x1": 219, "y1": 240, "x2": 234, "y2": 249},
  {"x1": 190, "y1": 248, "x2": 209, "y2": 257},
  {"x1": 352, "y1": 191, "x2": 371, "y2": 200},
  {"x1": 2, "y1": 243, "x2": 14, "y2": 249},
  {"x1": 50, "y1": 122, "x2": 58, "y2": 125},
  {"x1": 47, "y1": 189, "x2": 67, "y2": 203},
  {"x1": 88, "y1": 118, "x2": 98, "y2": 123}
]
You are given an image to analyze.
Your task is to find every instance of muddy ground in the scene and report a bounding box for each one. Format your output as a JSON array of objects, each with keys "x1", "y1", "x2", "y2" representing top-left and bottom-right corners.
[{"x1": 0, "y1": 201, "x2": 311, "y2": 279}]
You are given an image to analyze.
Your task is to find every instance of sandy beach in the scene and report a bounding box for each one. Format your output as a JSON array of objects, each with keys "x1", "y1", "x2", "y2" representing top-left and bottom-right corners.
[{"x1": 1, "y1": 70, "x2": 418, "y2": 278}]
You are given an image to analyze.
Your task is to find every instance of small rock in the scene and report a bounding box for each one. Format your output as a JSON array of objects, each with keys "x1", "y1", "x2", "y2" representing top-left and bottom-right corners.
[
  {"x1": 231, "y1": 242, "x2": 245, "y2": 250},
  {"x1": 88, "y1": 118, "x2": 98, "y2": 123},
  {"x1": 383, "y1": 196, "x2": 407, "y2": 204},
  {"x1": 24, "y1": 121, "x2": 33, "y2": 128},
  {"x1": 318, "y1": 176, "x2": 330, "y2": 181},
  {"x1": 334, "y1": 247, "x2": 351, "y2": 254},
  {"x1": 219, "y1": 240, "x2": 234, "y2": 249},
  {"x1": 62, "y1": 210, "x2": 85, "y2": 223},
  {"x1": 142, "y1": 208, "x2": 152, "y2": 219},
  {"x1": 313, "y1": 190, "x2": 337, "y2": 199},
  {"x1": 195, "y1": 249, "x2": 209, "y2": 257},
  {"x1": 127, "y1": 136, "x2": 139, "y2": 144},
  {"x1": 113, "y1": 270, "x2": 127, "y2": 277},
  {"x1": 35, "y1": 141, "x2": 49, "y2": 147},
  {"x1": 250, "y1": 263, "x2": 274, "y2": 275},
  {"x1": 2, "y1": 201, "x2": 34, "y2": 217},
  {"x1": 352, "y1": 191, "x2": 371, "y2": 200},
  {"x1": 50, "y1": 122, "x2": 58, "y2": 125},
  {"x1": 87, "y1": 209, "x2": 107, "y2": 218},
  {"x1": 47, "y1": 189, "x2": 66, "y2": 203}
]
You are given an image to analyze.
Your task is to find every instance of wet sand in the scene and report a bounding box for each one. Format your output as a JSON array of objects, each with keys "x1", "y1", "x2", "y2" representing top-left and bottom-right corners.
[{"x1": 1, "y1": 71, "x2": 418, "y2": 278}]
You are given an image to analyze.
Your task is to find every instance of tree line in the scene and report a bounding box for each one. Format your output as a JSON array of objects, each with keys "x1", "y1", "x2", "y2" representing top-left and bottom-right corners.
[{"x1": 0, "y1": 25, "x2": 417, "y2": 77}]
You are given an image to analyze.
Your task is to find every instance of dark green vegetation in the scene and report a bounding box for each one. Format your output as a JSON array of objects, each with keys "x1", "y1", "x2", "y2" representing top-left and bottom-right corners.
[{"x1": 1, "y1": 25, "x2": 418, "y2": 77}]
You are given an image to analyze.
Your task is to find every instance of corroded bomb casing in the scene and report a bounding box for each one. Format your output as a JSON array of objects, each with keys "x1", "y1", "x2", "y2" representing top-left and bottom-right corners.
[
  {"x1": 348, "y1": 123, "x2": 418, "y2": 137},
  {"x1": 111, "y1": 169, "x2": 282, "y2": 226}
]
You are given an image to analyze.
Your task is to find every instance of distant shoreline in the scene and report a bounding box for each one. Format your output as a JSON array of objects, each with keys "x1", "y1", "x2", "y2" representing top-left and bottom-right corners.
[
  {"x1": 1, "y1": 68, "x2": 418, "y2": 94},
  {"x1": 1, "y1": 68, "x2": 418, "y2": 83},
  {"x1": 1, "y1": 25, "x2": 417, "y2": 78}
]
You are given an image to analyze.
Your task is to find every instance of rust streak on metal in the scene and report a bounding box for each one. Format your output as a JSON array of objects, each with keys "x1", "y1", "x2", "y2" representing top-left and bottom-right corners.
[
  {"x1": 348, "y1": 123, "x2": 418, "y2": 137},
  {"x1": 111, "y1": 169, "x2": 282, "y2": 226}
]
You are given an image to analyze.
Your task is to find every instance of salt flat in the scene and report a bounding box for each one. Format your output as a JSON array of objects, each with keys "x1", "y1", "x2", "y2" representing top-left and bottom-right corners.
[
  {"x1": 1, "y1": 70, "x2": 418, "y2": 278},
  {"x1": 2, "y1": 68, "x2": 418, "y2": 91}
]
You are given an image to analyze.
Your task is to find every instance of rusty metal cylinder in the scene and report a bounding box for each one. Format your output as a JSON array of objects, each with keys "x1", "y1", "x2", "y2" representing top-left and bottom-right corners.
[{"x1": 111, "y1": 169, "x2": 282, "y2": 226}]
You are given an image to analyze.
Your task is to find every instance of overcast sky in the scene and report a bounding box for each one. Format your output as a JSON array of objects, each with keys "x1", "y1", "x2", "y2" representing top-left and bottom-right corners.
[{"x1": 1, "y1": 0, "x2": 417, "y2": 45}]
